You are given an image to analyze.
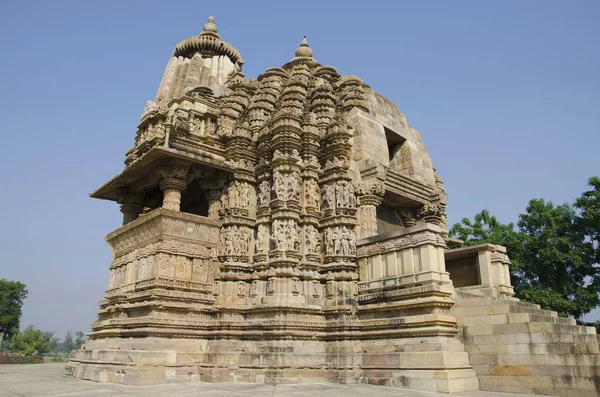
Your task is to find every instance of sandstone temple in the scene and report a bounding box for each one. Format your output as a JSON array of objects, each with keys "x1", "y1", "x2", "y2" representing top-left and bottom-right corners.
[{"x1": 69, "y1": 17, "x2": 600, "y2": 396}]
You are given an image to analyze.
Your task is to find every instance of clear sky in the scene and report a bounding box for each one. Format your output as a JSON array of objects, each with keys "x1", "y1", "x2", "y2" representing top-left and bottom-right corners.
[{"x1": 1, "y1": 1, "x2": 599, "y2": 338}]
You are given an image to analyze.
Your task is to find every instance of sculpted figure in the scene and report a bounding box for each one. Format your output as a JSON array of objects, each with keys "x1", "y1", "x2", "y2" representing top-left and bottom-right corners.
[
  {"x1": 226, "y1": 228, "x2": 235, "y2": 255},
  {"x1": 290, "y1": 223, "x2": 299, "y2": 250},
  {"x1": 304, "y1": 180, "x2": 319, "y2": 208},
  {"x1": 273, "y1": 171, "x2": 286, "y2": 200},
  {"x1": 347, "y1": 183, "x2": 356, "y2": 208},
  {"x1": 332, "y1": 227, "x2": 341, "y2": 255},
  {"x1": 229, "y1": 182, "x2": 239, "y2": 208},
  {"x1": 239, "y1": 182, "x2": 251, "y2": 208},
  {"x1": 322, "y1": 184, "x2": 335, "y2": 209},
  {"x1": 340, "y1": 226, "x2": 350, "y2": 255},
  {"x1": 256, "y1": 225, "x2": 269, "y2": 254},
  {"x1": 258, "y1": 181, "x2": 270, "y2": 207},
  {"x1": 335, "y1": 182, "x2": 343, "y2": 208},
  {"x1": 250, "y1": 281, "x2": 258, "y2": 296},
  {"x1": 325, "y1": 229, "x2": 334, "y2": 255},
  {"x1": 326, "y1": 281, "x2": 334, "y2": 297},
  {"x1": 205, "y1": 119, "x2": 216, "y2": 136},
  {"x1": 266, "y1": 279, "x2": 274, "y2": 294},
  {"x1": 275, "y1": 221, "x2": 286, "y2": 250},
  {"x1": 288, "y1": 172, "x2": 300, "y2": 201},
  {"x1": 349, "y1": 228, "x2": 357, "y2": 254},
  {"x1": 190, "y1": 117, "x2": 202, "y2": 136},
  {"x1": 244, "y1": 228, "x2": 251, "y2": 253}
]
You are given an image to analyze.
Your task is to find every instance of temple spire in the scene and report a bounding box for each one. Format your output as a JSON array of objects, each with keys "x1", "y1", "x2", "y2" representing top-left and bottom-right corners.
[
  {"x1": 201, "y1": 15, "x2": 220, "y2": 37},
  {"x1": 294, "y1": 35, "x2": 313, "y2": 59}
]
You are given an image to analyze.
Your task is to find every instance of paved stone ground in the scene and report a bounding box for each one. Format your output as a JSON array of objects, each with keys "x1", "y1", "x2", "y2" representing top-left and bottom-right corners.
[{"x1": 0, "y1": 364, "x2": 539, "y2": 397}]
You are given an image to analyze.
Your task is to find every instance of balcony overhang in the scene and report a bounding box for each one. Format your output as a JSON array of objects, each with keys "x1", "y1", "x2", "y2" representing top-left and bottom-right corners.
[
  {"x1": 383, "y1": 170, "x2": 434, "y2": 207},
  {"x1": 90, "y1": 145, "x2": 234, "y2": 202}
]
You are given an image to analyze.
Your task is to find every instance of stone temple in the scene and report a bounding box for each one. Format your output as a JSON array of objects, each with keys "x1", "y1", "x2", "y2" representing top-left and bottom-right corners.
[{"x1": 69, "y1": 17, "x2": 600, "y2": 396}]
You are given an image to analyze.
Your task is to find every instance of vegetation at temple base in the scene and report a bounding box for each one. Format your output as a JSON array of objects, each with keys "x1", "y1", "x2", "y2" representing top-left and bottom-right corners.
[
  {"x1": 4, "y1": 325, "x2": 53, "y2": 356},
  {"x1": 451, "y1": 177, "x2": 600, "y2": 320},
  {"x1": 0, "y1": 278, "x2": 87, "y2": 358},
  {"x1": 2, "y1": 327, "x2": 87, "y2": 358},
  {"x1": 0, "y1": 279, "x2": 28, "y2": 343}
]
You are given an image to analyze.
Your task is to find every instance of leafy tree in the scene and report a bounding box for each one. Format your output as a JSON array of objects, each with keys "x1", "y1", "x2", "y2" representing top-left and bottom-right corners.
[
  {"x1": 513, "y1": 199, "x2": 598, "y2": 319},
  {"x1": 0, "y1": 279, "x2": 28, "y2": 343},
  {"x1": 449, "y1": 209, "x2": 521, "y2": 250},
  {"x1": 74, "y1": 331, "x2": 86, "y2": 349},
  {"x1": 48, "y1": 336, "x2": 60, "y2": 353},
  {"x1": 450, "y1": 177, "x2": 600, "y2": 320},
  {"x1": 6, "y1": 325, "x2": 53, "y2": 356},
  {"x1": 575, "y1": 177, "x2": 600, "y2": 264},
  {"x1": 61, "y1": 330, "x2": 74, "y2": 353}
]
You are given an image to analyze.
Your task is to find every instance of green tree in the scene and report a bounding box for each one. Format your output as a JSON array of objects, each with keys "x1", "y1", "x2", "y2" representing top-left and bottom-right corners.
[
  {"x1": 0, "y1": 279, "x2": 28, "y2": 343},
  {"x1": 450, "y1": 177, "x2": 600, "y2": 319},
  {"x1": 61, "y1": 330, "x2": 74, "y2": 353},
  {"x1": 48, "y1": 336, "x2": 60, "y2": 354},
  {"x1": 513, "y1": 199, "x2": 598, "y2": 319},
  {"x1": 74, "y1": 331, "x2": 86, "y2": 349},
  {"x1": 6, "y1": 325, "x2": 53, "y2": 356},
  {"x1": 575, "y1": 177, "x2": 600, "y2": 264},
  {"x1": 449, "y1": 209, "x2": 520, "y2": 249}
]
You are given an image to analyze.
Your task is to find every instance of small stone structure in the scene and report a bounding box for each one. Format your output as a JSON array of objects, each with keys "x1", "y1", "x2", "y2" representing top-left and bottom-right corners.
[{"x1": 70, "y1": 18, "x2": 600, "y2": 396}]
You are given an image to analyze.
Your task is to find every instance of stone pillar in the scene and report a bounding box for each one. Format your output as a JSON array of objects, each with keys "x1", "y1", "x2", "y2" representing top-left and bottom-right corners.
[
  {"x1": 356, "y1": 182, "x2": 385, "y2": 239},
  {"x1": 205, "y1": 190, "x2": 222, "y2": 219},
  {"x1": 158, "y1": 164, "x2": 189, "y2": 212},
  {"x1": 120, "y1": 203, "x2": 144, "y2": 225},
  {"x1": 117, "y1": 190, "x2": 145, "y2": 225},
  {"x1": 159, "y1": 177, "x2": 187, "y2": 211},
  {"x1": 357, "y1": 194, "x2": 383, "y2": 239}
]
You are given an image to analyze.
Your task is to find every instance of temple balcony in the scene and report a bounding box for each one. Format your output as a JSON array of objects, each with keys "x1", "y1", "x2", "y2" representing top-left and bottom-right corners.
[
  {"x1": 444, "y1": 243, "x2": 514, "y2": 298},
  {"x1": 356, "y1": 224, "x2": 458, "y2": 336},
  {"x1": 357, "y1": 224, "x2": 453, "y2": 296},
  {"x1": 99, "y1": 208, "x2": 220, "y2": 306}
]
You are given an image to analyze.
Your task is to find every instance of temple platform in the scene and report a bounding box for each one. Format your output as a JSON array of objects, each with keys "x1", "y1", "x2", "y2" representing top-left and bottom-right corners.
[{"x1": 0, "y1": 364, "x2": 541, "y2": 397}]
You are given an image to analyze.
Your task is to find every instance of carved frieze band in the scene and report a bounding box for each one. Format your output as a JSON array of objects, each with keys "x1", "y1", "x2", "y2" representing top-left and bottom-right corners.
[{"x1": 356, "y1": 230, "x2": 447, "y2": 258}]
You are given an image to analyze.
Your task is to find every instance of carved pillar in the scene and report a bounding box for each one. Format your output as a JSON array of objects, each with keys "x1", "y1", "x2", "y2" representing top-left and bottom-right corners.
[
  {"x1": 356, "y1": 183, "x2": 384, "y2": 239},
  {"x1": 120, "y1": 203, "x2": 144, "y2": 225},
  {"x1": 158, "y1": 164, "x2": 189, "y2": 211},
  {"x1": 205, "y1": 190, "x2": 222, "y2": 219},
  {"x1": 215, "y1": 85, "x2": 255, "y2": 307},
  {"x1": 159, "y1": 178, "x2": 187, "y2": 211},
  {"x1": 117, "y1": 190, "x2": 145, "y2": 225}
]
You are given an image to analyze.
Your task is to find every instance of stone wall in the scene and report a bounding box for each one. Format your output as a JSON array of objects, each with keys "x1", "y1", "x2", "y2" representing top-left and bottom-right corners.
[{"x1": 0, "y1": 354, "x2": 44, "y2": 364}]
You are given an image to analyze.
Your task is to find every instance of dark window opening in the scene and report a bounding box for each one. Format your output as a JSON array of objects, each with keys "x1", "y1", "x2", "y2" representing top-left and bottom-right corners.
[
  {"x1": 180, "y1": 183, "x2": 209, "y2": 217},
  {"x1": 385, "y1": 127, "x2": 406, "y2": 162}
]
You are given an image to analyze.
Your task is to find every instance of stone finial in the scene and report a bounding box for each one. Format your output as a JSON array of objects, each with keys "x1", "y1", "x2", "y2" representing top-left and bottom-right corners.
[
  {"x1": 203, "y1": 16, "x2": 218, "y2": 34},
  {"x1": 295, "y1": 36, "x2": 313, "y2": 58}
]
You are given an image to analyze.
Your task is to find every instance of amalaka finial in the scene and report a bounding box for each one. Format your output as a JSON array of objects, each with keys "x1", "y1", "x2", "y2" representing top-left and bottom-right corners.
[
  {"x1": 203, "y1": 15, "x2": 218, "y2": 34},
  {"x1": 294, "y1": 35, "x2": 313, "y2": 58}
]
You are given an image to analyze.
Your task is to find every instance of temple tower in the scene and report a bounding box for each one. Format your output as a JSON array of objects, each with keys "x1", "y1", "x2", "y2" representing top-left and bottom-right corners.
[{"x1": 71, "y1": 17, "x2": 481, "y2": 392}]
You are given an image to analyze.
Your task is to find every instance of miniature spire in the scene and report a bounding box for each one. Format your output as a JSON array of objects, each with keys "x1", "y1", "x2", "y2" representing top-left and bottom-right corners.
[
  {"x1": 294, "y1": 36, "x2": 313, "y2": 58},
  {"x1": 202, "y1": 16, "x2": 219, "y2": 36}
]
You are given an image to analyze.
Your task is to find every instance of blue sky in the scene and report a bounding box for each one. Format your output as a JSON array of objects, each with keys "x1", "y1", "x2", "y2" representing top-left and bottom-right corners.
[{"x1": 1, "y1": 1, "x2": 599, "y2": 338}]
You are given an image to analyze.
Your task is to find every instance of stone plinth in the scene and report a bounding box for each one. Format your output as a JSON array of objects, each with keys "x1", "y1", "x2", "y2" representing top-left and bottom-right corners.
[{"x1": 356, "y1": 224, "x2": 479, "y2": 393}]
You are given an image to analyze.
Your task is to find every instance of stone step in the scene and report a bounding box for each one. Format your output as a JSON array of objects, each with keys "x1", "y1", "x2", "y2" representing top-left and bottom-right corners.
[
  {"x1": 477, "y1": 373, "x2": 600, "y2": 397},
  {"x1": 504, "y1": 312, "x2": 577, "y2": 326},
  {"x1": 464, "y1": 340, "x2": 600, "y2": 357},
  {"x1": 466, "y1": 331, "x2": 600, "y2": 345}
]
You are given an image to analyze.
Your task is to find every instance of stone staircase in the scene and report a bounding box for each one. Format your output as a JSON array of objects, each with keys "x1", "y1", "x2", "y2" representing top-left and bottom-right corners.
[{"x1": 451, "y1": 288, "x2": 600, "y2": 397}]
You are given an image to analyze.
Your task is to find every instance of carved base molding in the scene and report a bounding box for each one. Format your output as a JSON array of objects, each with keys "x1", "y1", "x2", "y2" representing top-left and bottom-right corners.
[{"x1": 70, "y1": 335, "x2": 478, "y2": 392}]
